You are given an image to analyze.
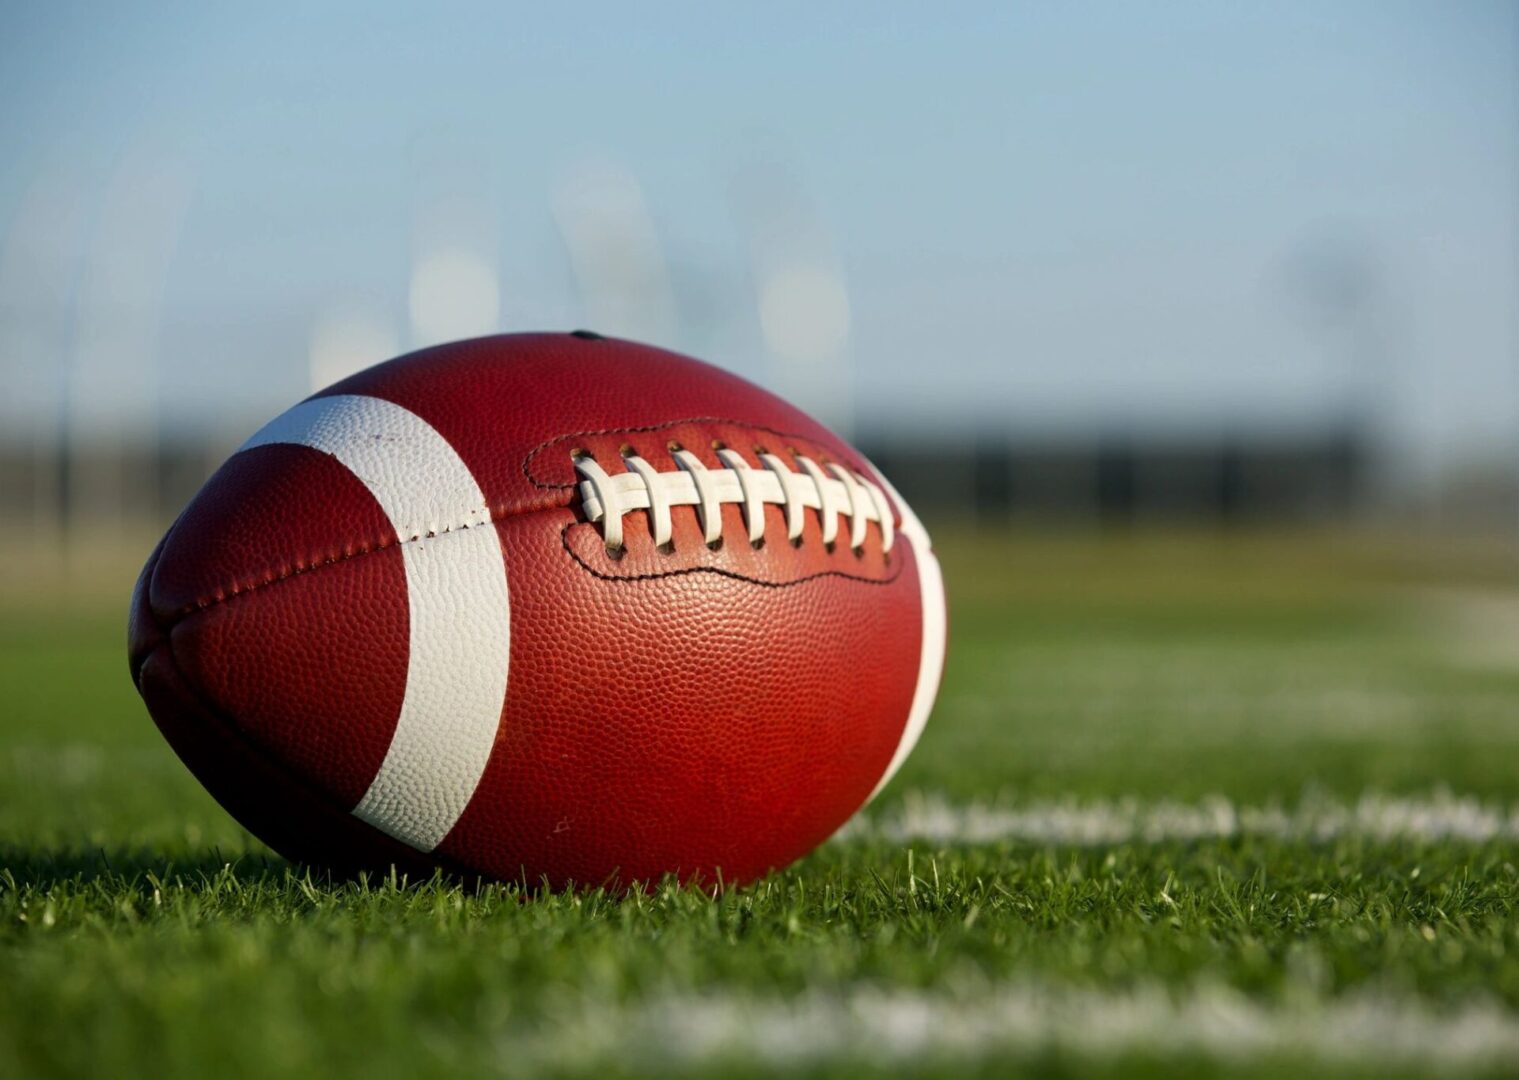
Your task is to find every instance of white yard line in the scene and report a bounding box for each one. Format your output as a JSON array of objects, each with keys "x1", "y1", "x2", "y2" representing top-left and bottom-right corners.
[
  {"x1": 10, "y1": 745, "x2": 1519, "y2": 846},
  {"x1": 839, "y1": 789, "x2": 1519, "y2": 845},
  {"x1": 1417, "y1": 586, "x2": 1519, "y2": 671},
  {"x1": 506, "y1": 982, "x2": 1519, "y2": 1072}
]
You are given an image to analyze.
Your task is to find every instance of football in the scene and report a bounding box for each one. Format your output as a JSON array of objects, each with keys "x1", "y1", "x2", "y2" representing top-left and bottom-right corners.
[{"x1": 128, "y1": 332, "x2": 946, "y2": 888}]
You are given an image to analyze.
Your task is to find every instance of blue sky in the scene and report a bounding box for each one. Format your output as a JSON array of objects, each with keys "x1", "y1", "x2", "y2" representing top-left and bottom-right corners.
[{"x1": 1, "y1": 2, "x2": 1514, "y2": 482}]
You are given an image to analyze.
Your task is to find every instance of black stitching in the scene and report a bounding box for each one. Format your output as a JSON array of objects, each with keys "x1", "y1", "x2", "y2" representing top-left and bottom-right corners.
[{"x1": 559, "y1": 523, "x2": 901, "y2": 588}]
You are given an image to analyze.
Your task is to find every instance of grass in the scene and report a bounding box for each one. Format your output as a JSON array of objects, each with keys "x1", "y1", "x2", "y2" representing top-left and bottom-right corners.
[{"x1": 3, "y1": 526, "x2": 1519, "y2": 1077}]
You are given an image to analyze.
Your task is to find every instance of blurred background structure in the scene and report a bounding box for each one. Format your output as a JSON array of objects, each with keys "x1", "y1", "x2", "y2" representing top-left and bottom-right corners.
[{"x1": 0, "y1": 3, "x2": 1515, "y2": 555}]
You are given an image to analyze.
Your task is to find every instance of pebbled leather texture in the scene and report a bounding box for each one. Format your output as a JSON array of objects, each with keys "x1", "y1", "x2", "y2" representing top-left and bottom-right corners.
[{"x1": 129, "y1": 332, "x2": 941, "y2": 889}]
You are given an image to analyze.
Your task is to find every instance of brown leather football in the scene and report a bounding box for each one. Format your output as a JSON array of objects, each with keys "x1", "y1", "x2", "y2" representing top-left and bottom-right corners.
[{"x1": 129, "y1": 332, "x2": 946, "y2": 888}]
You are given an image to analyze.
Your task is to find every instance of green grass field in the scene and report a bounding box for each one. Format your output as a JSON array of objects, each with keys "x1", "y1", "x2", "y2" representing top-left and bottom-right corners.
[{"x1": 4, "y1": 527, "x2": 1519, "y2": 1078}]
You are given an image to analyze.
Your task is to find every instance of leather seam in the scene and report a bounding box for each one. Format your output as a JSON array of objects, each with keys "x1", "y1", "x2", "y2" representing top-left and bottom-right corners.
[
  {"x1": 155, "y1": 420, "x2": 876, "y2": 629},
  {"x1": 559, "y1": 522, "x2": 903, "y2": 588},
  {"x1": 154, "y1": 500, "x2": 566, "y2": 631}
]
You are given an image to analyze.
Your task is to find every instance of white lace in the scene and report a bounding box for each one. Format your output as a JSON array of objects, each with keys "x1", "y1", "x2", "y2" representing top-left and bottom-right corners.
[{"x1": 574, "y1": 450, "x2": 895, "y2": 554}]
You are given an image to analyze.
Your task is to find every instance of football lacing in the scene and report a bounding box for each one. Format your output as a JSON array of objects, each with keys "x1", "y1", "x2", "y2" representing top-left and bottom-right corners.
[{"x1": 573, "y1": 448, "x2": 895, "y2": 555}]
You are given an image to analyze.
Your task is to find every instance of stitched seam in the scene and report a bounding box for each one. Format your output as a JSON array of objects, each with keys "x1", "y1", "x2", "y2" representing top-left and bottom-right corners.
[
  {"x1": 559, "y1": 523, "x2": 902, "y2": 588},
  {"x1": 159, "y1": 420, "x2": 869, "y2": 628},
  {"x1": 521, "y1": 417, "x2": 860, "y2": 490},
  {"x1": 156, "y1": 497, "x2": 569, "y2": 630}
]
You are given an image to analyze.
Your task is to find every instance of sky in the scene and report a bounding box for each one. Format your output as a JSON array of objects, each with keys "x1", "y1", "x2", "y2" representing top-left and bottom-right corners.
[{"x1": 1, "y1": 2, "x2": 1515, "y2": 486}]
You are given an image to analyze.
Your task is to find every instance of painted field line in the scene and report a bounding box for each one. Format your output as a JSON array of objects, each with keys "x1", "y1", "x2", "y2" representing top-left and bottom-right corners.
[
  {"x1": 838, "y1": 789, "x2": 1519, "y2": 845},
  {"x1": 506, "y1": 982, "x2": 1519, "y2": 1072}
]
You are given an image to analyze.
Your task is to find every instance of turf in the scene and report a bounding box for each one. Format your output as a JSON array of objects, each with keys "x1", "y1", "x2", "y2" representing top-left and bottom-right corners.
[{"x1": 3, "y1": 527, "x2": 1519, "y2": 1078}]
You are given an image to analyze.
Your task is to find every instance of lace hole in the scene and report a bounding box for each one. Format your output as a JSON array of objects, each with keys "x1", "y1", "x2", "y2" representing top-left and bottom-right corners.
[
  {"x1": 750, "y1": 537, "x2": 766, "y2": 551},
  {"x1": 657, "y1": 541, "x2": 676, "y2": 556},
  {"x1": 619, "y1": 443, "x2": 635, "y2": 457},
  {"x1": 666, "y1": 440, "x2": 683, "y2": 453},
  {"x1": 824, "y1": 540, "x2": 836, "y2": 554},
  {"x1": 571, "y1": 447, "x2": 593, "y2": 460},
  {"x1": 711, "y1": 439, "x2": 727, "y2": 451},
  {"x1": 790, "y1": 535, "x2": 803, "y2": 549},
  {"x1": 852, "y1": 545, "x2": 865, "y2": 559},
  {"x1": 706, "y1": 538, "x2": 723, "y2": 552},
  {"x1": 604, "y1": 543, "x2": 624, "y2": 560}
]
